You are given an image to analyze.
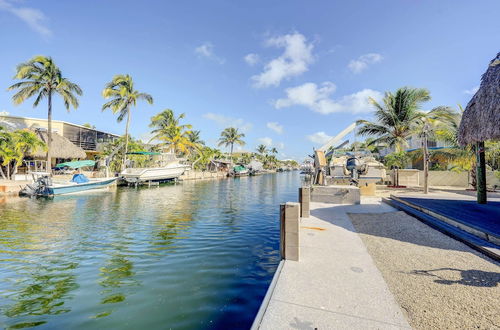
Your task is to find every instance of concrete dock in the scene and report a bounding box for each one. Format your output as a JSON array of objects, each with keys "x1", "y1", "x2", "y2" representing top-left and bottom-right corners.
[{"x1": 254, "y1": 198, "x2": 411, "y2": 329}]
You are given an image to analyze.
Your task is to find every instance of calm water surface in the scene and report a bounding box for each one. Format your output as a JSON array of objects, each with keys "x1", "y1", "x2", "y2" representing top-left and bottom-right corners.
[{"x1": 0, "y1": 172, "x2": 300, "y2": 329}]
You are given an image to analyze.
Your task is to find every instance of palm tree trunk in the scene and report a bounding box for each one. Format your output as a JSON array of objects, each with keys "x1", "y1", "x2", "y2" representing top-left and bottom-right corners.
[
  {"x1": 122, "y1": 109, "x2": 131, "y2": 171},
  {"x1": 0, "y1": 165, "x2": 6, "y2": 180},
  {"x1": 230, "y1": 143, "x2": 233, "y2": 163},
  {"x1": 423, "y1": 132, "x2": 429, "y2": 194},
  {"x1": 12, "y1": 160, "x2": 19, "y2": 177},
  {"x1": 47, "y1": 91, "x2": 52, "y2": 168}
]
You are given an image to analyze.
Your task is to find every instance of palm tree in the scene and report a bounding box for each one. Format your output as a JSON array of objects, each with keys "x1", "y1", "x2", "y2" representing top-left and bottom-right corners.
[
  {"x1": 11, "y1": 129, "x2": 46, "y2": 176},
  {"x1": 357, "y1": 87, "x2": 432, "y2": 152},
  {"x1": 217, "y1": 127, "x2": 245, "y2": 160},
  {"x1": 102, "y1": 74, "x2": 153, "y2": 170},
  {"x1": 8, "y1": 55, "x2": 82, "y2": 164},
  {"x1": 257, "y1": 144, "x2": 267, "y2": 155},
  {"x1": 270, "y1": 147, "x2": 278, "y2": 155},
  {"x1": 0, "y1": 126, "x2": 12, "y2": 179},
  {"x1": 187, "y1": 130, "x2": 205, "y2": 146},
  {"x1": 149, "y1": 109, "x2": 194, "y2": 155}
]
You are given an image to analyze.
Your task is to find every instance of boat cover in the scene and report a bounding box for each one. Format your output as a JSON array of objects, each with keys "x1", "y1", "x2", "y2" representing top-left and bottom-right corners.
[
  {"x1": 71, "y1": 174, "x2": 89, "y2": 183},
  {"x1": 56, "y1": 160, "x2": 95, "y2": 169}
]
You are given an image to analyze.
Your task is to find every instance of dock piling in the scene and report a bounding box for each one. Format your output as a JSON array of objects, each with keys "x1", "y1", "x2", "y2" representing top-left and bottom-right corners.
[
  {"x1": 299, "y1": 187, "x2": 310, "y2": 218},
  {"x1": 279, "y1": 202, "x2": 300, "y2": 261}
]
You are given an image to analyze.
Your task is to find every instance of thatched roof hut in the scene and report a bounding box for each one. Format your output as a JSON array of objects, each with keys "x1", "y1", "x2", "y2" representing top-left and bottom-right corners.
[
  {"x1": 30, "y1": 129, "x2": 86, "y2": 159},
  {"x1": 458, "y1": 52, "x2": 500, "y2": 145}
]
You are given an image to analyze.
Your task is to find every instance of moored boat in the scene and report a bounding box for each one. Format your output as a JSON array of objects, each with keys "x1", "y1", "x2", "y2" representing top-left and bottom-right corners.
[
  {"x1": 120, "y1": 152, "x2": 190, "y2": 184},
  {"x1": 20, "y1": 160, "x2": 117, "y2": 197}
]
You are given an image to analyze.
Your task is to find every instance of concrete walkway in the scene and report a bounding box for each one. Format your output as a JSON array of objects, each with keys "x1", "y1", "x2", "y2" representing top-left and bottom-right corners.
[{"x1": 257, "y1": 198, "x2": 411, "y2": 330}]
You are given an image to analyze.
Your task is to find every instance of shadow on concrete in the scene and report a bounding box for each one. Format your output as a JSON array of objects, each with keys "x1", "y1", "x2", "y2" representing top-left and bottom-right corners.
[
  {"x1": 289, "y1": 317, "x2": 316, "y2": 330},
  {"x1": 408, "y1": 268, "x2": 500, "y2": 287}
]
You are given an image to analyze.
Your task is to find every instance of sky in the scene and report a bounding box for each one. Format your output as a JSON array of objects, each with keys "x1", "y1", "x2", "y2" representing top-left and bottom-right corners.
[{"x1": 0, "y1": 0, "x2": 499, "y2": 161}]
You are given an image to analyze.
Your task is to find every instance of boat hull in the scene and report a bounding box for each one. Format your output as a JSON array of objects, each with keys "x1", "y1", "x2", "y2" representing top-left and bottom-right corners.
[
  {"x1": 121, "y1": 166, "x2": 188, "y2": 183},
  {"x1": 43, "y1": 178, "x2": 117, "y2": 196}
]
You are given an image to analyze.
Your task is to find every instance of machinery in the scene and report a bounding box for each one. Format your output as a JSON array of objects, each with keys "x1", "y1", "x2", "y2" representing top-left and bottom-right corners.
[{"x1": 312, "y1": 123, "x2": 386, "y2": 186}]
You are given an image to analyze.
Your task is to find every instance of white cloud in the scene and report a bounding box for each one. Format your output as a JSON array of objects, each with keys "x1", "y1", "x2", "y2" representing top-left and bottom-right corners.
[
  {"x1": 244, "y1": 53, "x2": 260, "y2": 66},
  {"x1": 266, "y1": 122, "x2": 284, "y2": 134},
  {"x1": 258, "y1": 137, "x2": 273, "y2": 147},
  {"x1": 252, "y1": 32, "x2": 314, "y2": 88},
  {"x1": 0, "y1": 110, "x2": 10, "y2": 116},
  {"x1": 348, "y1": 53, "x2": 383, "y2": 74},
  {"x1": 276, "y1": 142, "x2": 285, "y2": 149},
  {"x1": 203, "y1": 113, "x2": 252, "y2": 132},
  {"x1": 0, "y1": 0, "x2": 51, "y2": 37},
  {"x1": 195, "y1": 42, "x2": 225, "y2": 64},
  {"x1": 274, "y1": 81, "x2": 382, "y2": 114},
  {"x1": 464, "y1": 86, "x2": 479, "y2": 95},
  {"x1": 307, "y1": 132, "x2": 332, "y2": 145}
]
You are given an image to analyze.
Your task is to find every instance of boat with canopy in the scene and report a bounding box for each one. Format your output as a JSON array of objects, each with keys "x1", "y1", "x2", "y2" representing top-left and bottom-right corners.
[{"x1": 20, "y1": 160, "x2": 117, "y2": 197}]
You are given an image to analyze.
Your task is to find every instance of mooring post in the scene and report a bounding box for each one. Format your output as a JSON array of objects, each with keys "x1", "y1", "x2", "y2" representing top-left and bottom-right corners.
[
  {"x1": 279, "y1": 202, "x2": 300, "y2": 261},
  {"x1": 299, "y1": 187, "x2": 310, "y2": 218}
]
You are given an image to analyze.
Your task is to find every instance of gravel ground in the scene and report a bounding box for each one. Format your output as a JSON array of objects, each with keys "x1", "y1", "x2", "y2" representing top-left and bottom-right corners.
[{"x1": 348, "y1": 211, "x2": 500, "y2": 330}]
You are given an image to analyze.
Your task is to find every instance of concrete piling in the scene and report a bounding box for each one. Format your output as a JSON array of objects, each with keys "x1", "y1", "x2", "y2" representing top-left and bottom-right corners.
[
  {"x1": 299, "y1": 187, "x2": 310, "y2": 218},
  {"x1": 280, "y1": 202, "x2": 300, "y2": 261}
]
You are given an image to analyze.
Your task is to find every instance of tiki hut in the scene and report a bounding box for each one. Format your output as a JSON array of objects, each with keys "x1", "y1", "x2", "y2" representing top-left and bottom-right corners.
[
  {"x1": 458, "y1": 52, "x2": 499, "y2": 203},
  {"x1": 30, "y1": 129, "x2": 86, "y2": 159},
  {"x1": 458, "y1": 52, "x2": 500, "y2": 145}
]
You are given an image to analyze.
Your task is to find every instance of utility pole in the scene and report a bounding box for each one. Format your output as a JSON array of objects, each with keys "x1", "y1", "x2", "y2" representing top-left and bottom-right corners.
[{"x1": 423, "y1": 124, "x2": 429, "y2": 194}]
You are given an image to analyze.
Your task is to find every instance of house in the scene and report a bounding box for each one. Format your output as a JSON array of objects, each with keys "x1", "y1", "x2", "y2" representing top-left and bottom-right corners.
[{"x1": 0, "y1": 114, "x2": 119, "y2": 159}]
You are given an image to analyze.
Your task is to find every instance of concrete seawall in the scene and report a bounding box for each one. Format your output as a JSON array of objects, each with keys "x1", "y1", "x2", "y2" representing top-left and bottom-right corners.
[{"x1": 253, "y1": 198, "x2": 411, "y2": 329}]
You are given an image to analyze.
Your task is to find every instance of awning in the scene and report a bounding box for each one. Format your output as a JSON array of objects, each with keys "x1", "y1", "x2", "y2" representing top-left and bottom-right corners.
[
  {"x1": 55, "y1": 160, "x2": 96, "y2": 169},
  {"x1": 126, "y1": 151, "x2": 161, "y2": 155}
]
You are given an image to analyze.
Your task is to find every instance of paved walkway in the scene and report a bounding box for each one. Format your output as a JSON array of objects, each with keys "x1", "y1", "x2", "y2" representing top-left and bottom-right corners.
[{"x1": 257, "y1": 198, "x2": 411, "y2": 330}]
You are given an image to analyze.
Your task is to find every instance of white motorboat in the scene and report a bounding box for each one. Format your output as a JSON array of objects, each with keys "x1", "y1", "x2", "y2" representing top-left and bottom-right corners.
[{"x1": 121, "y1": 153, "x2": 190, "y2": 183}]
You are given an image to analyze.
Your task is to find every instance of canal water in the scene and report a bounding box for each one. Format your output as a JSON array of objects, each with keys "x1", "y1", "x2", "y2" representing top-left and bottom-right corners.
[{"x1": 0, "y1": 172, "x2": 300, "y2": 329}]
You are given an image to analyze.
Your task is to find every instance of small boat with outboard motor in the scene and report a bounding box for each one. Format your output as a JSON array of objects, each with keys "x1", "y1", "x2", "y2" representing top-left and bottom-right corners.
[
  {"x1": 19, "y1": 160, "x2": 117, "y2": 197},
  {"x1": 230, "y1": 165, "x2": 249, "y2": 177}
]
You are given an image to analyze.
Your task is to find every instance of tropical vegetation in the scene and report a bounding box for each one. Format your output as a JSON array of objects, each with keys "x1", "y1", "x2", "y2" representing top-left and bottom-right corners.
[
  {"x1": 218, "y1": 127, "x2": 245, "y2": 159},
  {"x1": 0, "y1": 127, "x2": 46, "y2": 179},
  {"x1": 102, "y1": 74, "x2": 153, "y2": 170},
  {"x1": 8, "y1": 55, "x2": 82, "y2": 163}
]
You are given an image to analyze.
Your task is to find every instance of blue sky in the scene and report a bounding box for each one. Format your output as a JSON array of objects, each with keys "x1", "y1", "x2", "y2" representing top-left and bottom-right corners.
[{"x1": 0, "y1": 0, "x2": 499, "y2": 160}]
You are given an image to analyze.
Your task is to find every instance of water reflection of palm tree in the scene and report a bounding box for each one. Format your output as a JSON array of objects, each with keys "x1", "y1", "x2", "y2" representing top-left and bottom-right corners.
[{"x1": 3, "y1": 258, "x2": 78, "y2": 327}]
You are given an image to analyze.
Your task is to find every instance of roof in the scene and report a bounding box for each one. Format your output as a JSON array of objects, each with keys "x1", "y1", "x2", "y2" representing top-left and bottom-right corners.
[
  {"x1": 458, "y1": 52, "x2": 500, "y2": 145},
  {"x1": 0, "y1": 114, "x2": 120, "y2": 137},
  {"x1": 31, "y1": 130, "x2": 87, "y2": 159}
]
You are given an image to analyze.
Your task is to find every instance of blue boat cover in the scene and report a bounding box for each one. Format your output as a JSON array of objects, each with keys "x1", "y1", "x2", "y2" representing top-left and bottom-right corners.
[{"x1": 71, "y1": 174, "x2": 89, "y2": 184}]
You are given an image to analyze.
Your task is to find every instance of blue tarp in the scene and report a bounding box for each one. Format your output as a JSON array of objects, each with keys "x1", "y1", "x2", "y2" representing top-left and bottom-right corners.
[{"x1": 71, "y1": 174, "x2": 89, "y2": 184}]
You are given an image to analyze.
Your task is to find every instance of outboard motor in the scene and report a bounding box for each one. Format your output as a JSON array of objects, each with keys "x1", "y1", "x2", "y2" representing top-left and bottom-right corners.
[
  {"x1": 19, "y1": 175, "x2": 52, "y2": 197},
  {"x1": 346, "y1": 156, "x2": 362, "y2": 186}
]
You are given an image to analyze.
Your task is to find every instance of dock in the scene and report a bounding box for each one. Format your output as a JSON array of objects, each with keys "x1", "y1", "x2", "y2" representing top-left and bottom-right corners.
[{"x1": 253, "y1": 198, "x2": 411, "y2": 329}]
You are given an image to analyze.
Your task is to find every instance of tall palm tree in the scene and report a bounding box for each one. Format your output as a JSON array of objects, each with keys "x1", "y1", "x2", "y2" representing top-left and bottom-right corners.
[
  {"x1": 102, "y1": 74, "x2": 153, "y2": 169},
  {"x1": 217, "y1": 127, "x2": 245, "y2": 160},
  {"x1": 149, "y1": 109, "x2": 194, "y2": 155},
  {"x1": 270, "y1": 147, "x2": 278, "y2": 155},
  {"x1": 8, "y1": 55, "x2": 82, "y2": 164},
  {"x1": 357, "y1": 87, "x2": 432, "y2": 152},
  {"x1": 256, "y1": 144, "x2": 267, "y2": 155}
]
